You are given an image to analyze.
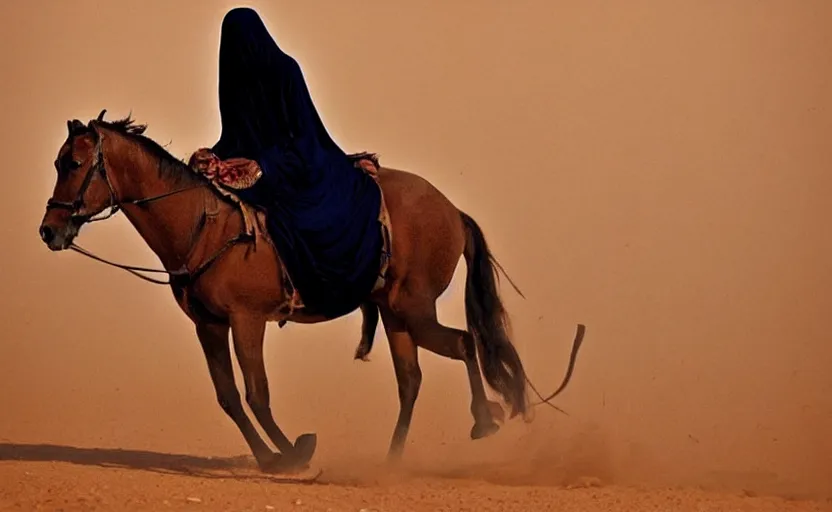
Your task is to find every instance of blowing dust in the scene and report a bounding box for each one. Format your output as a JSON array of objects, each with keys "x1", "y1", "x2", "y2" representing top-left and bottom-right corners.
[{"x1": 0, "y1": 0, "x2": 830, "y2": 503}]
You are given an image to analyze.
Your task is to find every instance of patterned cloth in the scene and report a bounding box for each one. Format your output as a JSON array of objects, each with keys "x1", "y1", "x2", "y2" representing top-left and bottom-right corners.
[{"x1": 188, "y1": 148, "x2": 263, "y2": 190}]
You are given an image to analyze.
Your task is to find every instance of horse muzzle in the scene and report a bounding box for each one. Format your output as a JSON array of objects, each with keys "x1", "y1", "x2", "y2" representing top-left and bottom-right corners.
[{"x1": 39, "y1": 219, "x2": 80, "y2": 251}]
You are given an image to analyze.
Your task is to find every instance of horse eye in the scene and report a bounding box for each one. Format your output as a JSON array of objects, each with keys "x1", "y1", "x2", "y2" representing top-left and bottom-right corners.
[{"x1": 70, "y1": 160, "x2": 82, "y2": 169}]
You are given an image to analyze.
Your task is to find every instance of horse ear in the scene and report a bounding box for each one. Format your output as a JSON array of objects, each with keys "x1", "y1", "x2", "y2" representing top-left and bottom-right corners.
[
  {"x1": 67, "y1": 119, "x2": 86, "y2": 136},
  {"x1": 97, "y1": 109, "x2": 107, "y2": 122}
]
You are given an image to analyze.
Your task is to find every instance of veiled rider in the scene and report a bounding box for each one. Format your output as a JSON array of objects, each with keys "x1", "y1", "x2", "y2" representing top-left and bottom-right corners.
[{"x1": 189, "y1": 7, "x2": 385, "y2": 320}]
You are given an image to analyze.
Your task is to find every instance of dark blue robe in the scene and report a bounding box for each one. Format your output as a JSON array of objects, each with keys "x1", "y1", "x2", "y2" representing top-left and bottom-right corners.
[{"x1": 211, "y1": 7, "x2": 383, "y2": 319}]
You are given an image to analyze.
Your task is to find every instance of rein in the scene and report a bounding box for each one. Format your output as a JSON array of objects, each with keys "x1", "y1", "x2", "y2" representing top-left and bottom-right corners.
[
  {"x1": 68, "y1": 244, "x2": 188, "y2": 285},
  {"x1": 67, "y1": 234, "x2": 250, "y2": 286},
  {"x1": 45, "y1": 124, "x2": 250, "y2": 286}
]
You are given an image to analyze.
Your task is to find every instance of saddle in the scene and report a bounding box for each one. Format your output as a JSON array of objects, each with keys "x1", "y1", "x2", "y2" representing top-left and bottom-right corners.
[{"x1": 187, "y1": 149, "x2": 392, "y2": 321}]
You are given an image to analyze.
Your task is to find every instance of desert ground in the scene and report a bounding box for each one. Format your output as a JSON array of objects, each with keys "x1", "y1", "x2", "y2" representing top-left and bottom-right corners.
[
  {"x1": 2, "y1": 1, "x2": 830, "y2": 510},
  {"x1": 1, "y1": 390, "x2": 830, "y2": 511},
  {"x1": 0, "y1": 452, "x2": 830, "y2": 512}
]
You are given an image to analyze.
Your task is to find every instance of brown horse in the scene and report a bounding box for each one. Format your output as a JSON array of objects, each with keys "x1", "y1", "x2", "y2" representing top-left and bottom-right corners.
[{"x1": 38, "y1": 110, "x2": 584, "y2": 473}]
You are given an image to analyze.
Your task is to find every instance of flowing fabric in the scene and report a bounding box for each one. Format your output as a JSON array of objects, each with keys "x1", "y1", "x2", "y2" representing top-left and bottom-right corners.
[{"x1": 211, "y1": 7, "x2": 383, "y2": 319}]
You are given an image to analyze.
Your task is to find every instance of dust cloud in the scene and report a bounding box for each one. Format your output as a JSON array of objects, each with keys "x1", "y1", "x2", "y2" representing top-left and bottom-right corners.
[{"x1": 0, "y1": 0, "x2": 830, "y2": 503}]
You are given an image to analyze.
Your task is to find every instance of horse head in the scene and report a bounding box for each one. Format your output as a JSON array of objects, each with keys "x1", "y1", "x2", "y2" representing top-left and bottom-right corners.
[{"x1": 39, "y1": 109, "x2": 118, "y2": 251}]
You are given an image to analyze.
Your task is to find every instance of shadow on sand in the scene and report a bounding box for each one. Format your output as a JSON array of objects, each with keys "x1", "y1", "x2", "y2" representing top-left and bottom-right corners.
[{"x1": 0, "y1": 443, "x2": 320, "y2": 483}]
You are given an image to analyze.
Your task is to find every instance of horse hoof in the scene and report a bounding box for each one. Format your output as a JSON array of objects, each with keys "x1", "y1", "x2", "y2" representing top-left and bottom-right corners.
[
  {"x1": 470, "y1": 421, "x2": 500, "y2": 440},
  {"x1": 487, "y1": 400, "x2": 505, "y2": 424},
  {"x1": 354, "y1": 341, "x2": 371, "y2": 361},
  {"x1": 290, "y1": 433, "x2": 317, "y2": 468}
]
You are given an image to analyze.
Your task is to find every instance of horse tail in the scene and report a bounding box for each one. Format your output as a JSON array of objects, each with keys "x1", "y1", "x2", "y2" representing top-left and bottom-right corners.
[{"x1": 460, "y1": 211, "x2": 529, "y2": 419}]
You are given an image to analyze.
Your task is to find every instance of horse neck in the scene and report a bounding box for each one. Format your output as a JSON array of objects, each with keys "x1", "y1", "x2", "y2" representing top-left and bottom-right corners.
[{"x1": 102, "y1": 131, "x2": 209, "y2": 272}]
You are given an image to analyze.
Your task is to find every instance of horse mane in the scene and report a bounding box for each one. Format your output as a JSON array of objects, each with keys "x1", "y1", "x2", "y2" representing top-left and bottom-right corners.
[
  {"x1": 88, "y1": 110, "x2": 199, "y2": 185},
  {"x1": 100, "y1": 115, "x2": 149, "y2": 137}
]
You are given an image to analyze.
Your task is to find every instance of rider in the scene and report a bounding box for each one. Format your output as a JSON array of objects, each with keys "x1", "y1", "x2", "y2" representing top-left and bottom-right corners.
[{"x1": 189, "y1": 7, "x2": 384, "y2": 319}]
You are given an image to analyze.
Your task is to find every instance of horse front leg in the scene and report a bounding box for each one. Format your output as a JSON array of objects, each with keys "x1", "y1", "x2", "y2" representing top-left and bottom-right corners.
[
  {"x1": 195, "y1": 320, "x2": 280, "y2": 471},
  {"x1": 229, "y1": 313, "x2": 317, "y2": 472}
]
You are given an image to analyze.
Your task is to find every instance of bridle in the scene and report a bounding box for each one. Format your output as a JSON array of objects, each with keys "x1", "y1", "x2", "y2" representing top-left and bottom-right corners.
[
  {"x1": 46, "y1": 125, "x2": 206, "y2": 222},
  {"x1": 44, "y1": 123, "x2": 249, "y2": 285},
  {"x1": 45, "y1": 128, "x2": 121, "y2": 223}
]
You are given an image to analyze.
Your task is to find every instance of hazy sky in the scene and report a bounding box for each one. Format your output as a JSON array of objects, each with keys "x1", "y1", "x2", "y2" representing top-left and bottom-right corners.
[{"x1": 1, "y1": 0, "x2": 830, "y2": 498}]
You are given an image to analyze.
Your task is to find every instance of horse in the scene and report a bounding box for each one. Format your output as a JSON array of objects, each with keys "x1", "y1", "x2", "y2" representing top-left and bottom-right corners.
[{"x1": 38, "y1": 110, "x2": 585, "y2": 473}]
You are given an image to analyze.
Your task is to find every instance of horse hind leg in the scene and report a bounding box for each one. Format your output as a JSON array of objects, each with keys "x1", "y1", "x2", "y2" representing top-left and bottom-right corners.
[
  {"x1": 390, "y1": 286, "x2": 503, "y2": 441},
  {"x1": 379, "y1": 306, "x2": 422, "y2": 461},
  {"x1": 407, "y1": 312, "x2": 503, "y2": 439},
  {"x1": 354, "y1": 301, "x2": 379, "y2": 361}
]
